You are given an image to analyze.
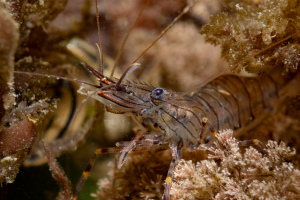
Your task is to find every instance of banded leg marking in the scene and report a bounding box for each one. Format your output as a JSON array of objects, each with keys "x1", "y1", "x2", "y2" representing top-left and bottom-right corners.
[
  {"x1": 187, "y1": 117, "x2": 217, "y2": 151},
  {"x1": 188, "y1": 118, "x2": 208, "y2": 151},
  {"x1": 72, "y1": 151, "x2": 98, "y2": 200},
  {"x1": 163, "y1": 141, "x2": 183, "y2": 200},
  {"x1": 72, "y1": 133, "x2": 167, "y2": 200}
]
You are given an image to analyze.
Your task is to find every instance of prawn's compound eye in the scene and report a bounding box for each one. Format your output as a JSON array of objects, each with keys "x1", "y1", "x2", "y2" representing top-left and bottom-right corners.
[{"x1": 150, "y1": 88, "x2": 165, "y2": 100}]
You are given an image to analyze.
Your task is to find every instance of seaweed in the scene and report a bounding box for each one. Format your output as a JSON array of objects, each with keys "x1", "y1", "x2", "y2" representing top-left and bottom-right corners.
[
  {"x1": 0, "y1": 0, "x2": 98, "y2": 187},
  {"x1": 200, "y1": 0, "x2": 300, "y2": 73}
]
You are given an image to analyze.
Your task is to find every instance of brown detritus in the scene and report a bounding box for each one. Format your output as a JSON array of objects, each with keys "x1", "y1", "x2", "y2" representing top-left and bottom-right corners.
[
  {"x1": 200, "y1": 0, "x2": 300, "y2": 74},
  {"x1": 44, "y1": 142, "x2": 72, "y2": 200}
]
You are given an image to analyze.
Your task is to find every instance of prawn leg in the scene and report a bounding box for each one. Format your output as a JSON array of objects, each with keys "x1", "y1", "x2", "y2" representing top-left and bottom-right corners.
[
  {"x1": 71, "y1": 133, "x2": 168, "y2": 200},
  {"x1": 188, "y1": 117, "x2": 209, "y2": 151},
  {"x1": 117, "y1": 135, "x2": 142, "y2": 169},
  {"x1": 71, "y1": 146, "x2": 124, "y2": 200},
  {"x1": 163, "y1": 141, "x2": 183, "y2": 200},
  {"x1": 188, "y1": 117, "x2": 218, "y2": 151},
  {"x1": 117, "y1": 133, "x2": 166, "y2": 168}
]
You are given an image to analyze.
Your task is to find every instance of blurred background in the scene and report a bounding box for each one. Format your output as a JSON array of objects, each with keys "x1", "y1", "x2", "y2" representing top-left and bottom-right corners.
[{"x1": 0, "y1": 0, "x2": 299, "y2": 199}]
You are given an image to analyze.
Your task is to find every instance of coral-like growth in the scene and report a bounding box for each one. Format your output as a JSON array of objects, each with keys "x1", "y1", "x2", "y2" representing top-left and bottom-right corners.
[
  {"x1": 90, "y1": 162, "x2": 116, "y2": 200},
  {"x1": 91, "y1": 146, "x2": 209, "y2": 199},
  {"x1": 200, "y1": 0, "x2": 300, "y2": 73},
  {"x1": 91, "y1": 151, "x2": 170, "y2": 200},
  {"x1": 171, "y1": 130, "x2": 300, "y2": 199}
]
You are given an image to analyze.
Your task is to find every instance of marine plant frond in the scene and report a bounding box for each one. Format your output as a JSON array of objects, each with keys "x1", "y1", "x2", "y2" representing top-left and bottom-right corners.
[{"x1": 200, "y1": 0, "x2": 300, "y2": 74}]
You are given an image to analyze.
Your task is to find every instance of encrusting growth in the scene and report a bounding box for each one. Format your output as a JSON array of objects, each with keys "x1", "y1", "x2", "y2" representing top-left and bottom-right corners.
[
  {"x1": 200, "y1": 0, "x2": 300, "y2": 74},
  {"x1": 170, "y1": 129, "x2": 300, "y2": 199}
]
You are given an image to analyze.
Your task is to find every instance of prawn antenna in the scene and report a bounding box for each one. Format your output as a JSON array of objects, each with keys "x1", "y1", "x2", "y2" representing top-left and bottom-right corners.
[
  {"x1": 14, "y1": 71, "x2": 101, "y2": 88},
  {"x1": 110, "y1": 0, "x2": 151, "y2": 78},
  {"x1": 115, "y1": 0, "x2": 199, "y2": 86},
  {"x1": 131, "y1": 0, "x2": 199, "y2": 65},
  {"x1": 95, "y1": 0, "x2": 104, "y2": 74}
]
